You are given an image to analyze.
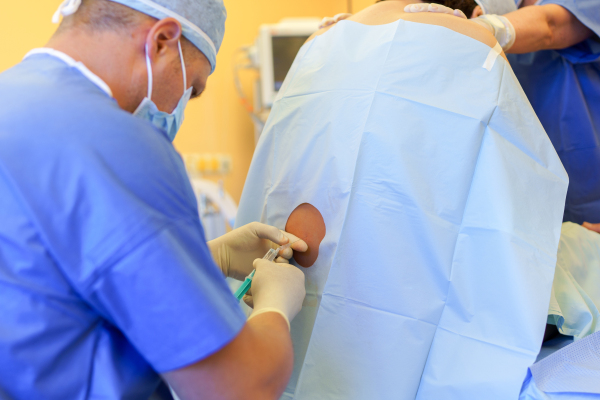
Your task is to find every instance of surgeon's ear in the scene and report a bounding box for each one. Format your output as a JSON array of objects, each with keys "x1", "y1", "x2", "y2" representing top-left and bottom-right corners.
[
  {"x1": 146, "y1": 17, "x2": 183, "y2": 59},
  {"x1": 471, "y1": 5, "x2": 484, "y2": 18}
]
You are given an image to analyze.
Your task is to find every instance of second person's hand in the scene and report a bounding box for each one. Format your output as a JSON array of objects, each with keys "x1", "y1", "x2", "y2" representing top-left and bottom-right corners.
[
  {"x1": 319, "y1": 13, "x2": 352, "y2": 29},
  {"x1": 403, "y1": 3, "x2": 516, "y2": 50},
  {"x1": 404, "y1": 3, "x2": 467, "y2": 18}
]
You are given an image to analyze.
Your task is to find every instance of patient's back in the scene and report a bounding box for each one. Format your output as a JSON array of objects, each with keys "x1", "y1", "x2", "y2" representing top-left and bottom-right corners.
[{"x1": 237, "y1": 8, "x2": 567, "y2": 400}]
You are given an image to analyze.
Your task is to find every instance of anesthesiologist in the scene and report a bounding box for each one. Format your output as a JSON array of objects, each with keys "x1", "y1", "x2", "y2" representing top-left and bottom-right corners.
[
  {"x1": 403, "y1": 0, "x2": 600, "y2": 226},
  {"x1": 0, "y1": 0, "x2": 308, "y2": 399}
]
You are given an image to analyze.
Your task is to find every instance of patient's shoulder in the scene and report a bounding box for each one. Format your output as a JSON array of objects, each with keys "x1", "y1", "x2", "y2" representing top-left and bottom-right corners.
[
  {"x1": 399, "y1": 12, "x2": 497, "y2": 49},
  {"x1": 308, "y1": 2, "x2": 498, "y2": 52}
]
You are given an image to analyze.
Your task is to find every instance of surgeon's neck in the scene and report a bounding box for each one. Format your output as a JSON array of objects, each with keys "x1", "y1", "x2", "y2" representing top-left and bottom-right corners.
[{"x1": 45, "y1": 25, "x2": 153, "y2": 113}]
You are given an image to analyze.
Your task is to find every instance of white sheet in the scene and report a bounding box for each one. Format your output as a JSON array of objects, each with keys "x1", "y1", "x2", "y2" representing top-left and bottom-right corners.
[{"x1": 237, "y1": 18, "x2": 568, "y2": 400}]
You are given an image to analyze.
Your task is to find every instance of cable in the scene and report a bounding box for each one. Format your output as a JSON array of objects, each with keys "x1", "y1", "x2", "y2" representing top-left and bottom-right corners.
[{"x1": 232, "y1": 46, "x2": 265, "y2": 128}]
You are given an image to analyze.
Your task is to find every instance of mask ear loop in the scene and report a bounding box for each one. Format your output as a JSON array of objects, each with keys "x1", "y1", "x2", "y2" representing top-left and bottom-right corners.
[
  {"x1": 178, "y1": 40, "x2": 188, "y2": 94},
  {"x1": 144, "y1": 44, "x2": 153, "y2": 100},
  {"x1": 52, "y1": 0, "x2": 82, "y2": 23}
]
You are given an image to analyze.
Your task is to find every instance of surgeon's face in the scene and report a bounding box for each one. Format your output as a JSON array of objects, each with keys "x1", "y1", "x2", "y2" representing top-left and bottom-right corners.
[
  {"x1": 137, "y1": 18, "x2": 211, "y2": 114},
  {"x1": 151, "y1": 40, "x2": 211, "y2": 114}
]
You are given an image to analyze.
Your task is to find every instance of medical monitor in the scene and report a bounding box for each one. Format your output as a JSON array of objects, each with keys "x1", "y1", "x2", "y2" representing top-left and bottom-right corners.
[{"x1": 257, "y1": 19, "x2": 320, "y2": 109}]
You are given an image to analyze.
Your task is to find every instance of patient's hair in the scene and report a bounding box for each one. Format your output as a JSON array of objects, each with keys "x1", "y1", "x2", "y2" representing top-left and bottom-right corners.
[{"x1": 377, "y1": 0, "x2": 479, "y2": 19}]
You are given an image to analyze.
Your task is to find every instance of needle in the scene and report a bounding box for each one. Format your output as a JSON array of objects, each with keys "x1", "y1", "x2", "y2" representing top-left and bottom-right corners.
[{"x1": 234, "y1": 239, "x2": 301, "y2": 302}]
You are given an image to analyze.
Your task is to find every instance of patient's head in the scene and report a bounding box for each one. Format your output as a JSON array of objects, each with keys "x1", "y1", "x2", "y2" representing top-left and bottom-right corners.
[{"x1": 378, "y1": 0, "x2": 483, "y2": 19}]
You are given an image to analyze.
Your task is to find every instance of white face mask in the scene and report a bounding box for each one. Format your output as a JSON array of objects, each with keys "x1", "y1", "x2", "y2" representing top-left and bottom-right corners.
[{"x1": 133, "y1": 41, "x2": 193, "y2": 142}]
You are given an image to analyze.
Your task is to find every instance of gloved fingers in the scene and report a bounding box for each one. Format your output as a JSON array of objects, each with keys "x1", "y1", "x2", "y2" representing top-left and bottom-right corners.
[
  {"x1": 404, "y1": 3, "x2": 431, "y2": 13},
  {"x1": 333, "y1": 13, "x2": 352, "y2": 23},
  {"x1": 319, "y1": 16, "x2": 336, "y2": 29},
  {"x1": 279, "y1": 231, "x2": 308, "y2": 259},
  {"x1": 249, "y1": 222, "x2": 289, "y2": 246},
  {"x1": 253, "y1": 258, "x2": 265, "y2": 269},
  {"x1": 278, "y1": 245, "x2": 295, "y2": 260},
  {"x1": 404, "y1": 3, "x2": 467, "y2": 19},
  {"x1": 274, "y1": 256, "x2": 290, "y2": 264},
  {"x1": 319, "y1": 13, "x2": 352, "y2": 29},
  {"x1": 250, "y1": 259, "x2": 306, "y2": 323},
  {"x1": 253, "y1": 258, "x2": 305, "y2": 279},
  {"x1": 453, "y1": 9, "x2": 467, "y2": 18}
]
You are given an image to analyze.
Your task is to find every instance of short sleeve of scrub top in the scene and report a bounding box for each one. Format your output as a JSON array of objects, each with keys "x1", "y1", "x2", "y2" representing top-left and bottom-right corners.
[
  {"x1": 82, "y1": 217, "x2": 246, "y2": 373},
  {"x1": 0, "y1": 51, "x2": 247, "y2": 394},
  {"x1": 540, "y1": 0, "x2": 600, "y2": 63}
]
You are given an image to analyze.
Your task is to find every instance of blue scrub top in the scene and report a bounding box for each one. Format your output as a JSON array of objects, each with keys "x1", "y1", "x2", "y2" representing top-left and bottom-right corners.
[
  {"x1": 508, "y1": 0, "x2": 600, "y2": 224},
  {"x1": 0, "y1": 53, "x2": 246, "y2": 399}
]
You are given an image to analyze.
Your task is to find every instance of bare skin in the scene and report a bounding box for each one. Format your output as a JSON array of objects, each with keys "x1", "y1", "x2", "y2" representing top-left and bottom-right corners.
[
  {"x1": 164, "y1": 313, "x2": 293, "y2": 400},
  {"x1": 309, "y1": 0, "x2": 507, "y2": 62},
  {"x1": 285, "y1": 204, "x2": 326, "y2": 268},
  {"x1": 46, "y1": 17, "x2": 210, "y2": 114},
  {"x1": 321, "y1": 1, "x2": 594, "y2": 56},
  {"x1": 505, "y1": 4, "x2": 594, "y2": 54},
  {"x1": 46, "y1": 12, "x2": 295, "y2": 400}
]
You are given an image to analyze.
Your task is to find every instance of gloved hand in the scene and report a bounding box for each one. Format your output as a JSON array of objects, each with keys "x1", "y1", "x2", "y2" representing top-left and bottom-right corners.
[
  {"x1": 319, "y1": 13, "x2": 352, "y2": 29},
  {"x1": 471, "y1": 14, "x2": 516, "y2": 51},
  {"x1": 208, "y1": 222, "x2": 308, "y2": 281},
  {"x1": 403, "y1": 3, "x2": 515, "y2": 51},
  {"x1": 403, "y1": 3, "x2": 467, "y2": 19},
  {"x1": 245, "y1": 258, "x2": 306, "y2": 330}
]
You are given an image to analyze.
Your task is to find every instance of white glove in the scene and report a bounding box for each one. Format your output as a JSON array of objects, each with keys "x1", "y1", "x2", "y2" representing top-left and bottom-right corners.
[
  {"x1": 404, "y1": 4, "x2": 515, "y2": 51},
  {"x1": 245, "y1": 258, "x2": 306, "y2": 330},
  {"x1": 472, "y1": 14, "x2": 516, "y2": 51},
  {"x1": 319, "y1": 13, "x2": 352, "y2": 29},
  {"x1": 208, "y1": 222, "x2": 308, "y2": 281},
  {"x1": 404, "y1": 3, "x2": 467, "y2": 19}
]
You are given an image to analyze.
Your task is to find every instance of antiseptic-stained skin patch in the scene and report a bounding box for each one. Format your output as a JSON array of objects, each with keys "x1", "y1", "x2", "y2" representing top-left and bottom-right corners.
[{"x1": 285, "y1": 203, "x2": 326, "y2": 268}]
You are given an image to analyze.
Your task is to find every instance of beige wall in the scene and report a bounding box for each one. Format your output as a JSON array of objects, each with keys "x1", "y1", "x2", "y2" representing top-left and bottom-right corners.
[{"x1": 1, "y1": 0, "x2": 376, "y2": 203}]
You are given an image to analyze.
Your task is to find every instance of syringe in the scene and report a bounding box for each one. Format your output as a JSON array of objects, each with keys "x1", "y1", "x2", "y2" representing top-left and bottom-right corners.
[{"x1": 234, "y1": 240, "x2": 298, "y2": 302}]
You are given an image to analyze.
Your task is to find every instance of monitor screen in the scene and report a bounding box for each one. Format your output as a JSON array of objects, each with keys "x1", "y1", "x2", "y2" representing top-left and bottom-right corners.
[{"x1": 272, "y1": 36, "x2": 310, "y2": 91}]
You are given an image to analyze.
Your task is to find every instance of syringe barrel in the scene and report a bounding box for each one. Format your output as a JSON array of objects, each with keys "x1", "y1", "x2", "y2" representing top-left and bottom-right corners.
[{"x1": 263, "y1": 248, "x2": 279, "y2": 262}]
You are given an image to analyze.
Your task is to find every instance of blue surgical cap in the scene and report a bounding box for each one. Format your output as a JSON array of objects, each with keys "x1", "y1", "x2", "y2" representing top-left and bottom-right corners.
[{"x1": 53, "y1": 0, "x2": 227, "y2": 73}]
